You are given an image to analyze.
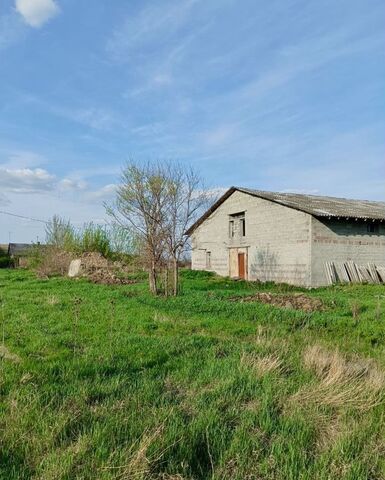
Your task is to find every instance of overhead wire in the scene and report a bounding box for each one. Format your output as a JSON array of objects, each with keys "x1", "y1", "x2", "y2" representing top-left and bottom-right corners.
[{"x1": 0, "y1": 210, "x2": 48, "y2": 224}]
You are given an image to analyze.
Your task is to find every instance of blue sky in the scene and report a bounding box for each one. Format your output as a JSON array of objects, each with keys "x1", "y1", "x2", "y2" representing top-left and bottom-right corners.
[{"x1": 0, "y1": 0, "x2": 384, "y2": 242}]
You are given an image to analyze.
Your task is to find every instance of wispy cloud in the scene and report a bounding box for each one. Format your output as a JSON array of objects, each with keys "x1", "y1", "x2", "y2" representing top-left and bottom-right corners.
[
  {"x1": 1, "y1": 150, "x2": 48, "y2": 169},
  {"x1": 63, "y1": 107, "x2": 121, "y2": 131},
  {"x1": 0, "y1": 193, "x2": 10, "y2": 206},
  {"x1": 0, "y1": 11, "x2": 26, "y2": 50},
  {"x1": 8, "y1": 91, "x2": 125, "y2": 132},
  {"x1": 1, "y1": 0, "x2": 384, "y2": 241},
  {"x1": 15, "y1": 0, "x2": 60, "y2": 28},
  {"x1": 83, "y1": 184, "x2": 118, "y2": 202},
  {"x1": 106, "y1": 0, "x2": 199, "y2": 61}
]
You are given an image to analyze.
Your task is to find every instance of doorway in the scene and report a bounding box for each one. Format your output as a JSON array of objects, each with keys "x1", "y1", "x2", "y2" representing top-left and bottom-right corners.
[
  {"x1": 229, "y1": 248, "x2": 248, "y2": 279},
  {"x1": 238, "y1": 252, "x2": 246, "y2": 279}
]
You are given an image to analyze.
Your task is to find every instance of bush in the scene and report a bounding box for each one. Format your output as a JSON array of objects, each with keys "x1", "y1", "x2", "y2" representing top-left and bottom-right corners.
[
  {"x1": 0, "y1": 256, "x2": 12, "y2": 268},
  {"x1": 181, "y1": 269, "x2": 216, "y2": 280},
  {"x1": 79, "y1": 223, "x2": 112, "y2": 258},
  {"x1": 34, "y1": 247, "x2": 73, "y2": 277},
  {"x1": 45, "y1": 216, "x2": 115, "y2": 259}
]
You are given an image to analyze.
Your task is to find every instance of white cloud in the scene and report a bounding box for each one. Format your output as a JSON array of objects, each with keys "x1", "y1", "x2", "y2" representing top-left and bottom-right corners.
[
  {"x1": 58, "y1": 178, "x2": 87, "y2": 192},
  {"x1": 15, "y1": 0, "x2": 59, "y2": 28},
  {"x1": 0, "y1": 167, "x2": 56, "y2": 193},
  {"x1": 1, "y1": 150, "x2": 47, "y2": 168},
  {"x1": 84, "y1": 184, "x2": 118, "y2": 201}
]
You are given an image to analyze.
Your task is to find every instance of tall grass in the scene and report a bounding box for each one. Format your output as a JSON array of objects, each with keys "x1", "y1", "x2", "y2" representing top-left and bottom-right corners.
[
  {"x1": 45, "y1": 215, "x2": 133, "y2": 259},
  {"x1": 0, "y1": 269, "x2": 385, "y2": 479}
]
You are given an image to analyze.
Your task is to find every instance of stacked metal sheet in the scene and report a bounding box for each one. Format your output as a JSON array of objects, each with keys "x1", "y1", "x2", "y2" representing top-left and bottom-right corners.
[{"x1": 324, "y1": 262, "x2": 385, "y2": 285}]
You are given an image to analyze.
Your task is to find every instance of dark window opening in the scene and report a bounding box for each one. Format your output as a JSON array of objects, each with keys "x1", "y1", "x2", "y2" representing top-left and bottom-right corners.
[
  {"x1": 367, "y1": 223, "x2": 379, "y2": 234},
  {"x1": 229, "y1": 220, "x2": 235, "y2": 238},
  {"x1": 206, "y1": 251, "x2": 211, "y2": 268},
  {"x1": 229, "y1": 211, "x2": 245, "y2": 238},
  {"x1": 240, "y1": 218, "x2": 246, "y2": 236}
]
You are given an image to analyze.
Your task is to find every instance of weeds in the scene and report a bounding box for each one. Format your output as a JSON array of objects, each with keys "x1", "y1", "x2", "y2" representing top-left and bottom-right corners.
[
  {"x1": 350, "y1": 300, "x2": 361, "y2": 321},
  {"x1": 1, "y1": 269, "x2": 385, "y2": 479},
  {"x1": 290, "y1": 345, "x2": 384, "y2": 411},
  {"x1": 241, "y1": 351, "x2": 283, "y2": 376}
]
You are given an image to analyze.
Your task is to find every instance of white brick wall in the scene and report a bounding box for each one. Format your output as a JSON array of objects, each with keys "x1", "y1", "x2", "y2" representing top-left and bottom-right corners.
[
  {"x1": 311, "y1": 217, "x2": 385, "y2": 286},
  {"x1": 191, "y1": 191, "x2": 312, "y2": 286}
]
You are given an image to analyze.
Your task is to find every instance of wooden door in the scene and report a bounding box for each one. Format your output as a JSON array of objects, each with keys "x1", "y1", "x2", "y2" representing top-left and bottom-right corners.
[{"x1": 238, "y1": 253, "x2": 245, "y2": 279}]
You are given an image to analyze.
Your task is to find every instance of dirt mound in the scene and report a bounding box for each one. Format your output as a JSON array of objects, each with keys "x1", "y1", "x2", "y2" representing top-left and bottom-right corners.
[
  {"x1": 70, "y1": 252, "x2": 136, "y2": 285},
  {"x1": 229, "y1": 292, "x2": 324, "y2": 312}
]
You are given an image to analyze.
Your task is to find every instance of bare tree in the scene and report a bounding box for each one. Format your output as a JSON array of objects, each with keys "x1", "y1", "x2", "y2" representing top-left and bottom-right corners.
[
  {"x1": 163, "y1": 165, "x2": 208, "y2": 295},
  {"x1": 107, "y1": 161, "x2": 208, "y2": 295},
  {"x1": 106, "y1": 162, "x2": 171, "y2": 294}
]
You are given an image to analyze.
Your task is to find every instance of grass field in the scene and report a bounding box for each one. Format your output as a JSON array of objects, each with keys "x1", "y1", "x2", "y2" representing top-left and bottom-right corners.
[{"x1": 1, "y1": 269, "x2": 385, "y2": 480}]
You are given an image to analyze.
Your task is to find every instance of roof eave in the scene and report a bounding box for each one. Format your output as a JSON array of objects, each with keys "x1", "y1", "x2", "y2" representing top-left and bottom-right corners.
[{"x1": 185, "y1": 187, "x2": 237, "y2": 235}]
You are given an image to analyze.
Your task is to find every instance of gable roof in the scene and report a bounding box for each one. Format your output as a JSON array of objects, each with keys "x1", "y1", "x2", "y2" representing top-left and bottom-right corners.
[
  {"x1": 186, "y1": 187, "x2": 385, "y2": 235},
  {"x1": 8, "y1": 243, "x2": 33, "y2": 256}
]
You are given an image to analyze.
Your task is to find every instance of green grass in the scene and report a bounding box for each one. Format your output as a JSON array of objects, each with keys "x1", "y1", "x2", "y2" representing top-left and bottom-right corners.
[{"x1": 0, "y1": 268, "x2": 385, "y2": 479}]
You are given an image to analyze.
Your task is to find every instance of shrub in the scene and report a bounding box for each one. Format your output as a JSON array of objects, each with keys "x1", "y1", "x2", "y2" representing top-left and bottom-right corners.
[
  {"x1": 0, "y1": 256, "x2": 12, "y2": 268},
  {"x1": 34, "y1": 247, "x2": 73, "y2": 277},
  {"x1": 79, "y1": 223, "x2": 112, "y2": 258},
  {"x1": 181, "y1": 269, "x2": 215, "y2": 280},
  {"x1": 45, "y1": 216, "x2": 117, "y2": 259}
]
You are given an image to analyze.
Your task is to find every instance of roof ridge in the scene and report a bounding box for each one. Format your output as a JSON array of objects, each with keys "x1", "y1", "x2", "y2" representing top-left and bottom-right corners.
[
  {"x1": 186, "y1": 186, "x2": 385, "y2": 235},
  {"x1": 236, "y1": 187, "x2": 385, "y2": 205}
]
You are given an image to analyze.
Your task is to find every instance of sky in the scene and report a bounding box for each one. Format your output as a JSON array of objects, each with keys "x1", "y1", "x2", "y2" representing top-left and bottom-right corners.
[{"x1": 0, "y1": 0, "x2": 384, "y2": 243}]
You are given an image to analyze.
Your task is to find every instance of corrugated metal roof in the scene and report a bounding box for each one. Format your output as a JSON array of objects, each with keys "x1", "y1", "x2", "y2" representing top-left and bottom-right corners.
[
  {"x1": 237, "y1": 188, "x2": 385, "y2": 220},
  {"x1": 186, "y1": 187, "x2": 385, "y2": 235},
  {"x1": 8, "y1": 243, "x2": 33, "y2": 256}
]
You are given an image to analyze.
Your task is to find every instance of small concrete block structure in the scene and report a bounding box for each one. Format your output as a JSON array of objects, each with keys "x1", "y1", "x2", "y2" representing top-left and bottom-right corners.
[
  {"x1": 7, "y1": 243, "x2": 34, "y2": 267},
  {"x1": 68, "y1": 259, "x2": 82, "y2": 277},
  {"x1": 187, "y1": 187, "x2": 385, "y2": 287}
]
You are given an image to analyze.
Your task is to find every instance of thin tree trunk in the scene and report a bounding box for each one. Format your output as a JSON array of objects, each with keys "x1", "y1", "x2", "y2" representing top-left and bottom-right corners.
[
  {"x1": 173, "y1": 257, "x2": 179, "y2": 296},
  {"x1": 164, "y1": 265, "x2": 169, "y2": 297},
  {"x1": 149, "y1": 260, "x2": 158, "y2": 295}
]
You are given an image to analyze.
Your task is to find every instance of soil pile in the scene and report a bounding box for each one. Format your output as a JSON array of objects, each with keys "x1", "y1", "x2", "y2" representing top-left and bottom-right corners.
[
  {"x1": 229, "y1": 292, "x2": 324, "y2": 312},
  {"x1": 69, "y1": 252, "x2": 136, "y2": 285}
]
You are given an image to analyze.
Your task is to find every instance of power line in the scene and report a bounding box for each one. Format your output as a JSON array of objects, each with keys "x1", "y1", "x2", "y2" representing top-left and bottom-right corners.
[{"x1": 0, "y1": 210, "x2": 48, "y2": 224}]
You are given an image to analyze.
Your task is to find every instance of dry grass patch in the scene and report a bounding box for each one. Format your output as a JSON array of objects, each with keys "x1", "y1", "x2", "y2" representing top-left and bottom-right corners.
[
  {"x1": 241, "y1": 351, "x2": 283, "y2": 376},
  {"x1": 291, "y1": 345, "x2": 385, "y2": 412},
  {"x1": 46, "y1": 294, "x2": 59, "y2": 306},
  {"x1": 102, "y1": 424, "x2": 168, "y2": 480},
  {"x1": 0, "y1": 344, "x2": 21, "y2": 363},
  {"x1": 155, "y1": 475, "x2": 189, "y2": 480},
  {"x1": 229, "y1": 292, "x2": 324, "y2": 312},
  {"x1": 311, "y1": 411, "x2": 349, "y2": 452},
  {"x1": 253, "y1": 325, "x2": 270, "y2": 346},
  {"x1": 153, "y1": 312, "x2": 172, "y2": 323}
]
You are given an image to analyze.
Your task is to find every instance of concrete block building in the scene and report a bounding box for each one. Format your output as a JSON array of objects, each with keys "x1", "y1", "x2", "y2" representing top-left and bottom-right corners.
[{"x1": 186, "y1": 187, "x2": 385, "y2": 287}]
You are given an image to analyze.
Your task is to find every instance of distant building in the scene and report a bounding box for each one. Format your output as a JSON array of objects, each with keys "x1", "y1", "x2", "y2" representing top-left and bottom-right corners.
[
  {"x1": 187, "y1": 187, "x2": 385, "y2": 287},
  {"x1": 7, "y1": 243, "x2": 34, "y2": 267}
]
